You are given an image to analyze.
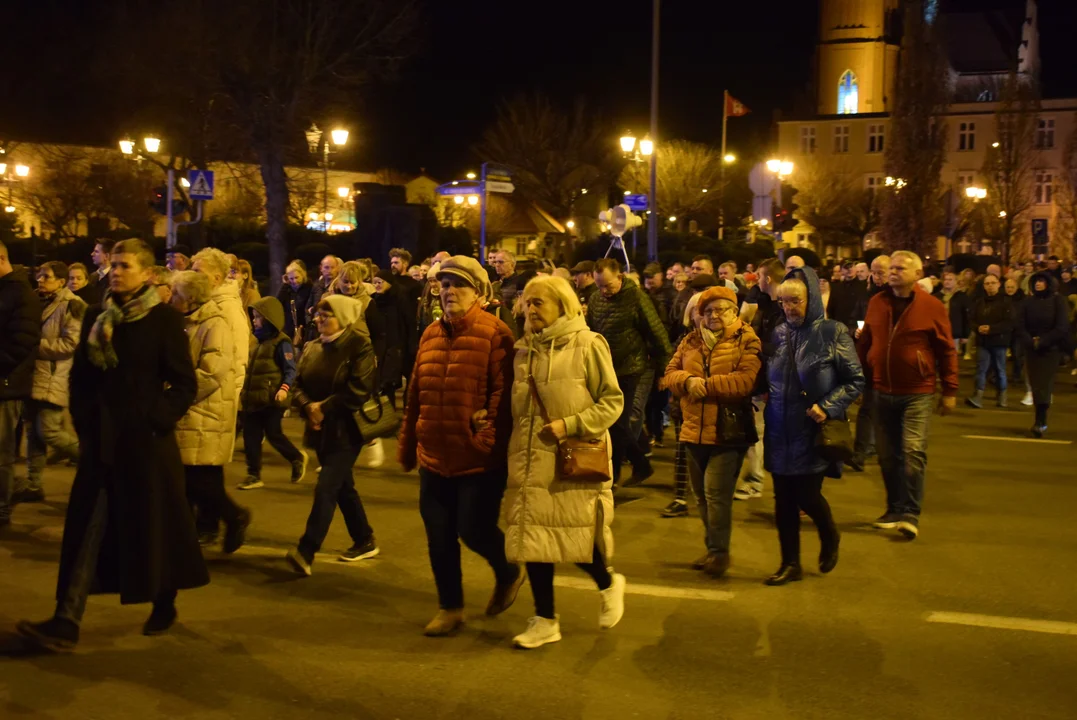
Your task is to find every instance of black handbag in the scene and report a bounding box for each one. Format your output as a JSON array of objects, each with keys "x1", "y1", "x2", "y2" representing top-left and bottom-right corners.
[
  {"x1": 353, "y1": 394, "x2": 402, "y2": 442},
  {"x1": 815, "y1": 415, "x2": 854, "y2": 464},
  {"x1": 718, "y1": 401, "x2": 758, "y2": 446}
]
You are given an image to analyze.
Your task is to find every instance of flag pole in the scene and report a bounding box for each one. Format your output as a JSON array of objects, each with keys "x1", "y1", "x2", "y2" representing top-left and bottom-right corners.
[{"x1": 719, "y1": 90, "x2": 728, "y2": 241}]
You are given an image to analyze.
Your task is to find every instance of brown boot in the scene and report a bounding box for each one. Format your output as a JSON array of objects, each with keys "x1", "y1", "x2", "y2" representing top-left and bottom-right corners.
[
  {"x1": 691, "y1": 553, "x2": 713, "y2": 570},
  {"x1": 702, "y1": 552, "x2": 731, "y2": 578},
  {"x1": 485, "y1": 565, "x2": 526, "y2": 616},
  {"x1": 423, "y1": 609, "x2": 465, "y2": 637}
]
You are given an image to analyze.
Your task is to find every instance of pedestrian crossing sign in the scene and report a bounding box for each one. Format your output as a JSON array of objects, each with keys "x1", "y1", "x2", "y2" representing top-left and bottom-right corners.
[{"x1": 187, "y1": 170, "x2": 215, "y2": 200}]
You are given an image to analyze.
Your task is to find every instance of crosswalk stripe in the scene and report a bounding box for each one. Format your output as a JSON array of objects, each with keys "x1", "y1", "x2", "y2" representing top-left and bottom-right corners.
[
  {"x1": 926, "y1": 611, "x2": 1077, "y2": 636},
  {"x1": 554, "y1": 575, "x2": 734, "y2": 601},
  {"x1": 961, "y1": 435, "x2": 1071, "y2": 445}
]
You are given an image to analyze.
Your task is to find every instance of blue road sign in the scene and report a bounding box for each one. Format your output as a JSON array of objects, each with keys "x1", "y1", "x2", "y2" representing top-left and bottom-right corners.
[
  {"x1": 187, "y1": 170, "x2": 215, "y2": 200},
  {"x1": 624, "y1": 194, "x2": 648, "y2": 212},
  {"x1": 436, "y1": 182, "x2": 482, "y2": 196}
]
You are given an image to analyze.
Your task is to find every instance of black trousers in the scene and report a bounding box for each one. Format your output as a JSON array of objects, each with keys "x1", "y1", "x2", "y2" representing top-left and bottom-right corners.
[
  {"x1": 772, "y1": 473, "x2": 837, "y2": 566},
  {"x1": 419, "y1": 468, "x2": 516, "y2": 610},
  {"x1": 298, "y1": 444, "x2": 372, "y2": 559},
  {"x1": 610, "y1": 373, "x2": 652, "y2": 484},
  {"x1": 184, "y1": 465, "x2": 244, "y2": 535},
  {"x1": 645, "y1": 386, "x2": 669, "y2": 444},
  {"x1": 526, "y1": 545, "x2": 612, "y2": 619},
  {"x1": 242, "y1": 407, "x2": 303, "y2": 477}
]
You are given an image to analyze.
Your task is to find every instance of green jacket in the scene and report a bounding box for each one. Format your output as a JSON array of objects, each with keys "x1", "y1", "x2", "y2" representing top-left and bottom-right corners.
[{"x1": 585, "y1": 277, "x2": 672, "y2": 377}]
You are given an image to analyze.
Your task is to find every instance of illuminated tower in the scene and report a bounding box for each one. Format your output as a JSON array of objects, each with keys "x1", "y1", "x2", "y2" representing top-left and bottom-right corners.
[{"x1": 816, "y1": 0, "x2": 902, "y2": 115}]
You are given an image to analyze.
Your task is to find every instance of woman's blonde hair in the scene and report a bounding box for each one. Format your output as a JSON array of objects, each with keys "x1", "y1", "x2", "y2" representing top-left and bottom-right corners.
[
  {"x1": 521, "y1": 275, "x2": 582, "y2": 334},
  {"x1": 171, "y1": 270, "x2": 212, "y2": 305},
  {"x1": 236, "y1": 259, "x2": 257, "y2": 293},
  {"x1": 331, "y1": 261, "x2": 366, "y2": 296},
  {"x1": 285, "y1": 260, "x2": 308, "y2": 284}
]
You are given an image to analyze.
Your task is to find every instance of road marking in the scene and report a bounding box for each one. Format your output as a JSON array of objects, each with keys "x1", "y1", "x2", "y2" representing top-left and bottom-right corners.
[
  {"x1": 554, "y1": 575, "x2": 734, "y2": 602},
  {"x1": 926, "y1": 611, "x2": 1077, "y2": 636},
  {"x1": 961, "y1": 435, "x2": 1071, "y2": 445}
]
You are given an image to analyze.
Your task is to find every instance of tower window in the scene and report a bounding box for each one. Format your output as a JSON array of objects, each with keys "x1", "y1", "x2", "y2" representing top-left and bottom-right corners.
[{"x1": 838, "y1": 71, "x2": 858, "y2": 115}]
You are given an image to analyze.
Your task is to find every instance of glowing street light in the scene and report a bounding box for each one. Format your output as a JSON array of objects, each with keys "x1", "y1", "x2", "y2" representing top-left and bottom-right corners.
[
  {"x1": 992, "y1": 142, "x2": 1000, "y2": 148},
  {"x1": 309, "y1": 211, "x2": 319, "y2": 220},
  {"x1": 337, "y1": 186, "x2": 350, "y2": 198},
  {"x1": 454, "y1": 196, "x2": 465, "y2": 205},
  {"x1": 999, "y1": 210, "x2": 1007, "y2": 218},
  {"x1": 467, "y1": 195, "x2": 479, "y2": 206},
  {"x1": 780, "y1": 161, "x2": 793, "y2": 176},
  {"x1": 466, "y1": 172, "x2": 477, "y2": 180},
  {"x1": 324, "y1": 213, "x2": 334, "y2": 221},
  {"x1": 766, "y1": 159, "x2": 781, "y2": 173},
  {"x1": 723, "y1": 153, "x2": 736, "y2": 164},
  {"x1": 701, "y1": 188, "x2": 708, "y2": 193},
  {"x1": 965, "y1": 186, "x2": 987, "y2": 200},
  {"x1": 119, "y1": 139, "x2": 135, "y2": 155},
  {"x1": 668, "y1": 215, "x2": 677, "y2": 222},
  {"x1": 0, "y1": 163, "x2": 5, "y2": 175},
  {"x1": 14, "y1": 164, "x2": 29, "y2": 178},
  {"x1": 4, "y1": 206, "x2": 15, "y2": 213},
  {"x1": 566, "y1": 220, "x2": 576, "y2": 229},
  {"x1": 180, "y1": 177, "x2": 191, "y2": 188},
  {"x1": 143, "y1": 136, "x2": 161, "y2": 153},
  {"x1": 623, "y1": 190, "x2": 631, "y2": 196},
  {"x1": 580, "y1": 188, "x2": 588, "y2": 194},
  {"x1": 330, "y1": 128, "x2": 349, "y2": 146},
  {"x1": 620, "y1": 132, "x2": 637, "y2": 154},
  {"x1": 639, "y1": 137, "x2": 654, "y2": 156}
]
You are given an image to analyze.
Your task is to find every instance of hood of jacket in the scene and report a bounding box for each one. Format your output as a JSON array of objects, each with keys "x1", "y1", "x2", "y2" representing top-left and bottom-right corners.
[
  {"x1": 1029, "y1": 270, "x2": 1058, "y2": 298},
  {"x1": 250, "y1": 295, "x2": 285, "y2": 332},
  {"x1": 783, "y1": 265, "x2": 825, "y2": 326},
  {"x1": 517, "y1": 312, "x2": 588, "y2": 349}
]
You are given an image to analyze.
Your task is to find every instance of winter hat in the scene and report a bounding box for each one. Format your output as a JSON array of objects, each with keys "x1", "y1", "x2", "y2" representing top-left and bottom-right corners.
[
  {"x1": 250, "y1": 296, "x2": 285, "y2": 332},
  {"x1": 375, "y1": 269, "x2": 395, "y2": 285},
  {"x1": 689, "y1": 273, "x2": 718, "y2": 291},
  {"x1": 696, "y1": 286, "x2": 738, "y2": 313},
  {"x1": 321, "y1": 294, "x2": 363, "y2": 328},
  {"x1": 436, "y1": 255, "x2": 491, "y2": 301}
]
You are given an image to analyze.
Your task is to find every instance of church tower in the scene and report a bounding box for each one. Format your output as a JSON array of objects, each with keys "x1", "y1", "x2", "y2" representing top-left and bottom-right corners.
[{"x1": 816, "y1": 0, "x2": 901, "y2": 116}]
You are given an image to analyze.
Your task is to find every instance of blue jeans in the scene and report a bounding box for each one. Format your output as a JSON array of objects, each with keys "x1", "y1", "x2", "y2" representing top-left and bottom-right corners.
[
  {"x1": 975, "y1": 346, "x2": 1008, "y2": 391},
  {"x1": 875, "y1": 393, "x2": 933, "y2": 517},
  {"x1": 686, "y1": 445, "x2": 747, "y2": 554}
]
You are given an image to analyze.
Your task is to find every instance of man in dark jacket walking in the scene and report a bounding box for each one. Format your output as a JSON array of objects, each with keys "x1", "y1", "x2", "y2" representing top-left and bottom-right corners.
[
  {"x1": 933, "y1": 270, "x2": 971, "y2": 355},
  {"x1": 965, "y1": 273, "x2": 1014, "y2": 409},
  {"x1": 17, "y1": 238, "x2": 206, "y2": 652},
  {"x1": 857, "y1": 250, "x2": 958, "y2": 541},
  {"x1": 0, "y1": 241, "x2": 42, "y2": 527},
  {"x1": 587, "y1": 258, "x2": 672, "y2": 486}
]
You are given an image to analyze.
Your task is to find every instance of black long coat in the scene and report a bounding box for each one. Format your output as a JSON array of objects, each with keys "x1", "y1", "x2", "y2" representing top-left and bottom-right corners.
[{"x1": 59, "y1": 299, "x2": 208, "y2": 605}]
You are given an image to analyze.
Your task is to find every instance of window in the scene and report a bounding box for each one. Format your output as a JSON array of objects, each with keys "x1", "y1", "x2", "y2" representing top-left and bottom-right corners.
[
  {"x1": 800, "y1": 126, "x2": 817, "y2": 155},
  {"x1": 837, "y1": 71, "x2": 858, "y2": 115},
  {"x1": 833, "y1": 125, "x2": 850, "y2": 154},
  {"x1": 865, "y1": 175, "x2": 885, "y2": 193},
  {"x1": 957, "y1": 173, "x2": 975, "y2": 190},
  {"x1": 867, "y1": 124, "x2": 885, "y2": 153},
  {"x1": 1035, "y1": 172, "x2": 1054, "y2": 205},
  {"x1": 1037, "y1": 118, "x2": 1055, "y2": 149},
  {"x1": 515, "y1": 238, "x2": 529, "y2": 257},
  {"x1": 958, "y1": 122, "x2": 976, "y2": 151}
]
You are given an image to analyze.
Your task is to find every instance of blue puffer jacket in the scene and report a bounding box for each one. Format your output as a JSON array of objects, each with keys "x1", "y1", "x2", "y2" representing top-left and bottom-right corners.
[{"x1": 763, "y1": 266, "x2": 865, "y2": 477}]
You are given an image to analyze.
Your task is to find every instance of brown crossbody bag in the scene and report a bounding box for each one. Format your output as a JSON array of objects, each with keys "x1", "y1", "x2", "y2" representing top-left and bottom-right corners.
[{"x1": 527, "y1": 367, "x2": 611, "y2": 484}]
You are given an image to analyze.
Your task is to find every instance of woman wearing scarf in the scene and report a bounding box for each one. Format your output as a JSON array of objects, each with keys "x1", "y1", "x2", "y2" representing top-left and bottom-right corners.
[
  {"x1": 503, "y1": 275, "x2": 626, "y2": 649},
  {"x1": 662, "y1": 286, "x2": 761, "y2": 578},
  {"x1": 17, "y1": 239, "x2": 204, "y2": 652},
  {"x1": 285, "y1": 294, "x2": 380, "y2": 575}
]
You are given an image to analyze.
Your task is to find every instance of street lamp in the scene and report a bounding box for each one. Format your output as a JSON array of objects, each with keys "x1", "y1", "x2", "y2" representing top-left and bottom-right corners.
[
  {"x1": 668, "y1": 215, "x2": 677, "y2": 222},
  {"x1": 639, "y1": 137, "x2": 654, "y2": 157},
  {"x1": 466, "y1": 172, "x2": 477, "y2": 180},
  {"x1": 330, "y1": 128, "x2": 349, "y2": 146},
  {"x1": 965, "y1": 186, "x2": 987, "y2": 200},
  {"x1": 454, "y1": 196, "x2": 465, "y2": 205},
  {"x1": 143, "y1": 136, "x2": 161, "y2": 153},
  {"x1": 467, "y1": 195, "x2": 479, "y2": 206},
  {"x1": 180, "y1": 177, "x2": 191, "y2": 188},
  {"x1": 999, "y1": 210, "x2": 1007, "y2": 218},
  {"x1": 620, "y1": 132, "x2": 637, "y2": 154},
  {"x1": 14, "y1": 164, "x2": 29, "y2": 178},
  {"x1": 308, "y1": 123, "x2": 350, "y2": 229},
  {"x1": 4, "y1": 206, "x2": 14, "y2": 213},
  {"x1": 723, "y1": 154, "x2": 736, "y2": 164},
  {"x1": 337, "y1": 186, "x2": 350, "y2": 198},
  {"x1": 119, "y1": 139, "x2": 135, "y2": 155}
]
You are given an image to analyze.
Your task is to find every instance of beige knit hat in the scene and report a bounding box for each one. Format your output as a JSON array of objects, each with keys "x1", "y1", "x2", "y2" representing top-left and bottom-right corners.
[{"x1": 435, "y1": 255, "x2": 491, "y2": 301}]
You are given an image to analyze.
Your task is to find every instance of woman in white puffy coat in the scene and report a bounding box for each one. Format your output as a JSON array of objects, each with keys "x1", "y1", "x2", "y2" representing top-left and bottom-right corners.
[
  {"x1": 501, "y1": 275, "x2": 626, "y2": 650},
  {"x1": 170, "y1": 271, "x2": 251, "y2": 553}
]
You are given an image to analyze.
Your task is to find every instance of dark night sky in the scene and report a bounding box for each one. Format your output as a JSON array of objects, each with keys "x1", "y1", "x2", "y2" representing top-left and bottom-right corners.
[{"x1": 3, "y1": 0, "x2": 1076, "y2": 180}]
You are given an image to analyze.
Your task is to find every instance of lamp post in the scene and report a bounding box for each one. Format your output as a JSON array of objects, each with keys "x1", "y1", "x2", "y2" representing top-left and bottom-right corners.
[
  {"x1": 647, "y1": 0, "x2": 661, "y2": 262},
  {"x1": 120, "y1": 135, "x2": 179, "y2": 247},
  {"x1": 307, "y1": 125, "x2": 349, "y2": 231},
  {"x1": 620, "y1": 132, "x2": 654, "y2": 257},
  {"x1": 764, "y1": 159, "x2": 794, "y2": 246},
  {"x1": 718, "y1": 153, "x2": 736, "y2": 240}
]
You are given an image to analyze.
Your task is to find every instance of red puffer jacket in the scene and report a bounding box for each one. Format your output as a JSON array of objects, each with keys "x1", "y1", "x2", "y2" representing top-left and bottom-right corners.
[{"x1": 398, "y1": 302, "x2": 515, "y2": 477}]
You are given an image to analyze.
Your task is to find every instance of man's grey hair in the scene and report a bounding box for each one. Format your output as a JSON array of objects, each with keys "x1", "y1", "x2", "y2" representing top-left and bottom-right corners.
[
  {"x1": 171, "y1": 270, "x2": 212, "y2": 305},
  {"x1": 191, "y1": 247, "x2": 231, "y2": 281},
  {"x1": 890, "y1": 250, "x2": 922, "y2": 272}
]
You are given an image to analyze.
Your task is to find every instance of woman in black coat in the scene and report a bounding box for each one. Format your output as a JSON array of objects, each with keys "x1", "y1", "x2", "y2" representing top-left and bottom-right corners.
[
  {"x1": 1017, "y1": 271, "x2": 1071, "y2": 437},
  {"x1": 16, "y1": 239, "x2": 205, "y2": 653},
  {"x1": 372, "y1": 271, "x2": 414, "y2": 402},
  {"x1": 277, "y1": 261, "x2": 314, "y2": 344}
]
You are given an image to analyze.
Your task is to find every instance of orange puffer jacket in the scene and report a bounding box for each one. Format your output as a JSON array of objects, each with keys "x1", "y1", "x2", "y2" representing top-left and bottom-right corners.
[
  {"x1": 398, "y1": 302, "x2": 516, "y2": 477},
  {"x1": 661, "y1": 323, "x2": 761, "y2": 445}
]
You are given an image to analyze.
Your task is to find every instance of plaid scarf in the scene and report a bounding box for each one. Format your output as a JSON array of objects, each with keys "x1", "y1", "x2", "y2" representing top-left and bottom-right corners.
[{"x1": 87, "y1": 284, "x2": 161, "y2": 369}]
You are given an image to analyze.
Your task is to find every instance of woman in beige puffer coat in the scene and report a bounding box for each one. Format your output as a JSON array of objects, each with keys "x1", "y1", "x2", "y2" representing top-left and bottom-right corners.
[
  {"x1": 170, "y1": 271, "x2": 251, "y2": 553},
  {"x1": 502, "y1": 276, "x2": 626, "y2": 650}
]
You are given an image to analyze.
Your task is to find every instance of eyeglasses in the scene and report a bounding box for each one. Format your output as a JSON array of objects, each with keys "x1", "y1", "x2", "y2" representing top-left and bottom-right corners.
[
  {"x1": 779, "y1": 298, "x2": 804, "y2": 307},
  {"x1": 702, "y1": 307, "x2": 734, "y2": 318},
  {"x1": 314, "y1": 311, "x2": 336, "y2": 320}
]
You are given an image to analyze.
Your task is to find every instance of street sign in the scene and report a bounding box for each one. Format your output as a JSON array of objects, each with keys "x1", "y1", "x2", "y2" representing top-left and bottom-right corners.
[
  {"x1": 485, "y1": 165, "x2": 512, "y2": 178},
  {"x1": 187, "y1": 170, "x2": 215, "y2": 200},
  {"x1": 486, "y1": 181, "x2": 515, "y2": 194},
  {"x1": 436, "y1": 182, "x2": 482, "y2": 196},
  {"x1": 623, "y1": 194, "x2": 648, "y2": 212},
  {"x1": 1032, "y1": 218, "x2": 1049, "y2": 256}
]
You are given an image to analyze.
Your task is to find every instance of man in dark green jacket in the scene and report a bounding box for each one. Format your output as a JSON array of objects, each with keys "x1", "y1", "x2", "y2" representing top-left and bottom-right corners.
[{"x1": 586, "y1": 258, "x2": 672, "y2": 487}]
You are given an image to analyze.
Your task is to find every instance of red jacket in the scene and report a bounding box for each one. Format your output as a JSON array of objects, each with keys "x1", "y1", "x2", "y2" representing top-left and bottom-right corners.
[
  {"x1": 398, "y1": 302, "x2": 515, "y2": 477},
  {"x1": 856, "y1": 286, "x2": 959, "y2": 397}
]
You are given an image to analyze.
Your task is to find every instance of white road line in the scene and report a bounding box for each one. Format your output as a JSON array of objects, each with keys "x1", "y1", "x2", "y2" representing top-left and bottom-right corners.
[
  {"x1": 554, "y1": 576, "x2": 733, "y2": 602},
  {"x1": 926, "y1": 611, "x2": 1077, "y2": 636},
  {"x1": 961, "y1": 435, "x2": 1071, "y2": 445}
]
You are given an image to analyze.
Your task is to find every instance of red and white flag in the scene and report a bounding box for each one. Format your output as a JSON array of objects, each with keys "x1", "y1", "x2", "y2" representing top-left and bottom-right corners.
[{"x1": 725, "y1": 93, "x2": 750, "y2": 118}]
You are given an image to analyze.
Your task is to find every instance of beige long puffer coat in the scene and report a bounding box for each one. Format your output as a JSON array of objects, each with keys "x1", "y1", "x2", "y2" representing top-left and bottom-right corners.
[
  {"x1": 31, "y1": 287, "x2": 86, "y2": 408},
  {"x1": 175, "y1": 300, "x2": 237, "y2": 466},
  {"x1": 503, "y1": 313, "x2": 624, "y2": 564},
  {"x1": 213, "y1": 281, "x2": 249, "y2": 391}
]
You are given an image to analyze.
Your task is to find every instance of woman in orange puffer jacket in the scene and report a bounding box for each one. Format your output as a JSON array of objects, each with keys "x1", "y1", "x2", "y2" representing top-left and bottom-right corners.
[{"x1": 661, "y1": 286, "x2": 761, "y2": 578}]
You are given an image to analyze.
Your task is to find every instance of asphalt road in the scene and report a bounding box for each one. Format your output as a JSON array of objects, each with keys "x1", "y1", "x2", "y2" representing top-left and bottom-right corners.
[{"x1": 2, "y1": 366, "x2": 1076, "y2": 719}]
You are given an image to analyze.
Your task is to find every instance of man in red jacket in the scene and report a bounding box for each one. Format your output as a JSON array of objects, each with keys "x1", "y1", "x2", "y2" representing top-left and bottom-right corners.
[{"x1": 856, "y1": 250, "x2": 958, "y2": 540}]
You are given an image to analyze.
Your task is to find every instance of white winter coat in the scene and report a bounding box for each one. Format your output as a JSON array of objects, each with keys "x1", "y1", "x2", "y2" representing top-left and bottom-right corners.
[
  {"x1": 175, "y1": 300, "x2": 237, "y2": 466},
  {"x1": 213, "y1": 281, "x2": 249, "y2": 391},
  {"x1": 503, "y1": 313, "x2": 624, "y2": 564},
  {"x1": 31, "y1": 288, "x2": 86, "y2": 408}
]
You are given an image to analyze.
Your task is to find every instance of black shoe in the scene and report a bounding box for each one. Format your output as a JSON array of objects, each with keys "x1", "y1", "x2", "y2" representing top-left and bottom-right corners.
[
  {"x1": 622, "y1": 463, "x2": 655, "y2": 488},
  {"x1": 845, "y1": 454, "x2": 865, "y2": 472},
  {"x1": 222, "y1": 509, "x2": 251, "y2": 554},
  {"x1": 1032, "y1": 424, "x2": 1047, "y2": 438},
  {"x1": 11, "y1": 487, "x2": 45, "y2": 505},
  {"x1": 198, "y1": 532, "x2": 219, "y2": 548},
  {"x1": 339, "y1": 537, "x2": 380, "y2": 562},
  {"x1": 16, "y1": 617, "x2": 79, "y2": 652},
  {"x1": 286, "y1": 548, "x2": 314, "y2": 576},
  {"x1": 765, "y1": 564, "x2": 803, "y2": 586},
  {"x1": 819, "y1": 531, "x2": 840, "y2": 574},
  {"x1": 702, "y1": 552, "x2": 731, "y2": 578},
  {"x1": 660, "y1": 499, "x2": 688, "y2": 518},
  {"x1": 143, "y1": 604, "x2": 177, "y2": 636},
  {"x1": 897, "y1": 514, "x2": 919, "y2": 540},
  {"x1": 872, "y1": 512, "x2": 902, "y2": 530}
]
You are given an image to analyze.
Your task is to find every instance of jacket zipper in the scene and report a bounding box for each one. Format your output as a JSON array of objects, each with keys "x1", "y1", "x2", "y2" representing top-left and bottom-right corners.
[{"x1": 884, "y1": 293, "x2": 911, "y2": 391}]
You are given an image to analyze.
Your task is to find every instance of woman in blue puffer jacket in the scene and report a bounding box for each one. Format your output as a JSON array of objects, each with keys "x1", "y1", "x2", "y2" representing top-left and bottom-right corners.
[{"x1": 763, "y1": 265, "x2": 864, "y2": 586}]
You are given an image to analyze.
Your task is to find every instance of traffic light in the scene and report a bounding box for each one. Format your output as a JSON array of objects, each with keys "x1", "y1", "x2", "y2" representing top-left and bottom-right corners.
[{"x1": 150, "y1": 185, "x2": 168, "y2": 215}]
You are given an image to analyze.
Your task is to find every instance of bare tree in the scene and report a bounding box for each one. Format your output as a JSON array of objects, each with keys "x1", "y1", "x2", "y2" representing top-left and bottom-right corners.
[
  {"x1": 16, "y1": 146, "x2": 94, "y2": 240},
  {"x1": 791, "y1": 158, "x2": 880, "y2": 253},
  {"x1": 879, "y1": 0, "x2": 950, "y2": 258},
  {"x1": 475, "y1": 94, "x2": 619, "y2": 224},
  {"x1": 618, "y1": 140, "x2": 723, "y2": 231},
  {"x1": 286, "y1": 171, "x2": 323, "y2": 226},
  {"x1": 981, "y1": 74, "x2": 1039, "y2": 264}
]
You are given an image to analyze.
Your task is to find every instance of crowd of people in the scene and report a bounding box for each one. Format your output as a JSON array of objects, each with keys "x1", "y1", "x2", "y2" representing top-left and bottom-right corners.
[{"x1": 0, "y1": 236, "x2": 1072, "y2": 653}]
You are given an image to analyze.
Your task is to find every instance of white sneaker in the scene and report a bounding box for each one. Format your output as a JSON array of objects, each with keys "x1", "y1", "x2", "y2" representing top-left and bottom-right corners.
[
  {"x1": 734, "y1": 483, "x2": 763, "y2": 501},
  {"x1": 599, "y1": 573, "x2": 626, "y2": 629},
  {"x1": 513, "y1": 616, "x2": 562, "y2": 649},
  {"x1": 1021, "y1": 391, "x2": 1034, "y2": 406},
  {"x1": 357, "y1": 438, "x2": 384, "y2": 469}
]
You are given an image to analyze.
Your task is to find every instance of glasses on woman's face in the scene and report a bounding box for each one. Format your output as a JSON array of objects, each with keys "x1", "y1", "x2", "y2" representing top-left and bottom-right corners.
[
  {"x1": 779, "y1": 297, "x2": 804, "y2": 308},
  {"x1": 702, "y1": 307, "x2": 733, "y2": 318},
  {"x1": 314, "y1": 311, "x2": 335, "y2": 321}
]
